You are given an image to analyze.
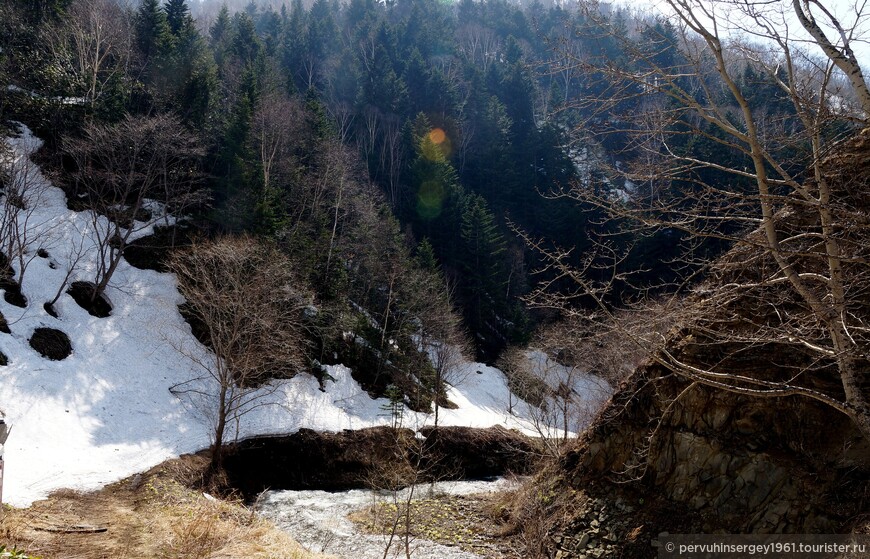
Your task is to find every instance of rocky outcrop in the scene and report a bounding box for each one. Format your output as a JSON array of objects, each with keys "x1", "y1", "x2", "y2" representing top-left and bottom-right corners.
[
  {"x1": 534, "y1": 133, "x2": 870, "y2": 556},
  {"x1": 568, "y1": 366, "x2": 865, "y2": 529}
]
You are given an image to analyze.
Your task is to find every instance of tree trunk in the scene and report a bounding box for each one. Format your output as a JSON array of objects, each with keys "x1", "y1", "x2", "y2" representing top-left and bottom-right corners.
[
  {"x1": 211, "y1": 383, "x2": 229, "y2": 472},
  {"x1": 792, "y1": 0, "x2": 870, "y2": 119}
]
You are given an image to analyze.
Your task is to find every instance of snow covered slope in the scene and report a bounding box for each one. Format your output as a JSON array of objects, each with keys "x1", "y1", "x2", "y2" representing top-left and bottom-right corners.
[{"x1": 0, "y1": 127, "x2": 611, "y2": 507}]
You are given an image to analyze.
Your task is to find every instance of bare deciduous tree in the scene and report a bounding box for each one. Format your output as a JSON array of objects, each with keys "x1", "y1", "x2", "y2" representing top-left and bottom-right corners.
[
  {"x1": 378, "y1": 117, "x2": 405, "y2": 209},
  {"x1": 316, "y1": 142, "x2": 359, "y2": 280},
  {"x1": 361, "y1": 425, "x2": 458, "y2": 559},
  {"x1": 354, "y1": 108, "x2": 406, "y2": 209},
  {"x1": 0, "y1": 135, "x2": 54, "y2": 293},
  {"x1": 415, "y1": 281, "x2": 470, "y2": 428},
  {"x1": 252, "y1": 94, "x2": 306, "y2": 201},
  {"x1": 497, "y1": 345, "x2": 611, "y2": 456},
  {"x1": 791, "y1": 0, "x2": 870, "y2": 116},
  {"x1": 43, "y1": 0, "x2": 133, "y2": 108},
  {"x1": 512, "y1": 308, "x2": 672, "y2": 455},
  {"x1": 532, "y1": 0, "x2": 870, "y2": 442},
  {"x1": 45, "y1": 234, "x2": 89, "y2": 316},
  {"x1": 65, "y1": 113, "x2": 204, "y2": 301},
  {"x1": 455, "y1": 24, "x2": 500, "y2": 74},
  {"x1": 168, "y1": 235, "x2": 312, "y2": 472},
  {"x1": 363, "y1": 432, "x2": 427, "y2": 559}
]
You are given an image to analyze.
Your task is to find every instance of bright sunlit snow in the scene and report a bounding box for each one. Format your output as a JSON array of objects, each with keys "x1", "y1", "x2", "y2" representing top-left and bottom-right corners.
[{"x1": 0, "y1": 126, "x2": 611, "y2": 507}]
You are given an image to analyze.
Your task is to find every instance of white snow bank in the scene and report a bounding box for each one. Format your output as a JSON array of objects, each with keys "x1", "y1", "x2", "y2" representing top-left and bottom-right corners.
[
  {"x1": 506, "y1": 350, "x2": 613, "y2": 440},
  {"x1": 6, "y1": 84, "x2": 87, "y2": 105}
]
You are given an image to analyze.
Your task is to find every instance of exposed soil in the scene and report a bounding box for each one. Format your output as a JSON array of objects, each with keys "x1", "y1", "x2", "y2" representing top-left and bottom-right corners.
[
  {"x1": 66, "y1": 281, "x2": 112, "y2": 318},
  {"x1": 177, "y1": 301, "x2": 210, "y2": 349},
  {"x1": 1, "y1": 278, "x2": 27, "y2": 308},
  {"x1": 122, "y1": 224, "x2": 195, "y2": 272},
  {"x1": 64, "y1": 193, "x2": 91, "y2": 213},
  {"x1": 0, "y1": 255, "x2": 26, "y2": 309},
  {"x1": 222, "y1": 426, "x2": 540, "y2": 499},
  {"x1": 42, "y1": 302, "x2": 58, "y2": 318},
  {"x1": 108, "y1": 205, "x2": 152, "y2": 230},
  {"x1": 364, "y1": 463, "x2": 703, "y2": 559},
  {"x1": 28, "y1": 327, "x2": 72, "y2": 361},
  {"x1": 0, "y1": 447, "x2": 541, "y2": 559}
]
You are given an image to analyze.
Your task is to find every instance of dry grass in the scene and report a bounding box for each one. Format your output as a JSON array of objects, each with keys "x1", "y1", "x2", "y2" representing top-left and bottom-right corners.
[
  {"x1": 0, "y1": 455, "x2": 331, "y2": 559},
  {"x1": 348, "y1": 490, "x2": 527, "y2": 559},
  {"x1": 483, "y1": 462, "x2": 595, "y2": 559}
]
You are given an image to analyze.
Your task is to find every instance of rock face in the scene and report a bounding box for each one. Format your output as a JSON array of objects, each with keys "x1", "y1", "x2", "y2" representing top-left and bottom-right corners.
[
  {"x1": 569, "y1": 367, "x2": 864, "y2": 533},
  {"x1": 539, "y1": 132, "x2": 870, "y2": 555}
]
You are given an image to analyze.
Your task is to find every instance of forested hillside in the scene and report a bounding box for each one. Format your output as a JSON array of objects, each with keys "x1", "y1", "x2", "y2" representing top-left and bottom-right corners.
[
  {"x1": 2, "y1": 0, "x2": 784, "y2": 365},
  {"x1": 2, "y1": 0, "x2": 870, "y2": 555},
  {"x1": 4, "y1": 0, "x2": 844, "y2": 364}
]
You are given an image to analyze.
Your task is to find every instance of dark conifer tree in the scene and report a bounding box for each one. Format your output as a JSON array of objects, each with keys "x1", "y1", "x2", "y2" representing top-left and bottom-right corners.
[
  {"x1": 11, "y1": 0, "x2": 70, "y2": 24},
  {"x1": 135, "y1": 0, "x2": 172, "y2": 63},
  {"x1": 458, "y1": 192, "x2": 510, "y2": 358},
  {"x1": 210, "y1": 4, "x2": 231, "y2": 46},
  {"x1": 407, "y1": 114, "x2": 462, "y2": 242},
  {"x1": 415, "y1": 238, "x2": 439, "y2": 272},
  {"x1": 305, "y1": 0, "x2": 338, "y2": 90},
  {"x1": 232, "y1": 12, "x2": 262, "y2": 65},
  {"x1": 278, "y1": 0, "x2": 306, "y2": 92},
  {"x1": 165, "y1": 0, "x2": 194, "y2": 39}
]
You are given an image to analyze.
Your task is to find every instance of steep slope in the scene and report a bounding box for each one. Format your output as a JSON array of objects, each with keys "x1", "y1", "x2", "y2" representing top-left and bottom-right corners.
[
  {"x1": 526, "y1": 132, "x2": 870, "y2": 556},
  {"x1": 0, "y1": 126, "x2": 574, "y2": 507}
]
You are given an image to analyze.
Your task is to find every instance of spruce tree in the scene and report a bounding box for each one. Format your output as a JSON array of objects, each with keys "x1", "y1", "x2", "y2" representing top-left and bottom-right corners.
[
  {"x1": 210, "y1": 4, "x2": 231, "y2": 46},
  {"x1": 280, "y1": 0, "x2": 306, "y2": 90},
  {"x1": 13, "y1": 0, "x2": 70, "y2": 24},
  {"x1": 407, "y1": 114, "x2": 463, "y2": 255},
  {"x1": 415, "y1": 238, "x2": 439, "y2": 272},
  {"x1": 165, "y1": 0, "x2": 193, "y2": 39},
  {"x1": 232, "y1": 12, "x2": 262, "y2": 64},
  {"x1": 135, "y1": 0, "x2": 172, "y2": 63},
  {"x1": 459, "y1": 193, "x2": 509, "y2": 358}
]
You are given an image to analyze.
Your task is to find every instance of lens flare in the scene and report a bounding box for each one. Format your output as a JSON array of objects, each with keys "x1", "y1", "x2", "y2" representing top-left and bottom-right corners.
[
  {"x1": 428, "y1": 128, "x2": 447, "y2": 144},
  {"x1": 417, "y1": 180, "x2": 445, "y2": 219},
  {"x1": 422, "y1": 127, "x2": 452, "y2": 161}
]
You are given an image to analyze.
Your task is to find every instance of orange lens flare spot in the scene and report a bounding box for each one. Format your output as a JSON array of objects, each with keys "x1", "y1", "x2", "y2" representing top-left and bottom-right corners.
[{"x1": 428, "y1": 128, "x2": 447, "y2": 144}]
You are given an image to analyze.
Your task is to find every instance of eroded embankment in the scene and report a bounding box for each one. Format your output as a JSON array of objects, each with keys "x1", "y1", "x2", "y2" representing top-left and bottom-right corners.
[{"x1": 221, "y1": 425, "x2": 539, "y2": 499}]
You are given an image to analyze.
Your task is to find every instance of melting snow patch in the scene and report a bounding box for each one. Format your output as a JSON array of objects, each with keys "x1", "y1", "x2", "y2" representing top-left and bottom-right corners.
[{"x1": 258, "y1": 477, "x2": 521, "y2": 559}]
